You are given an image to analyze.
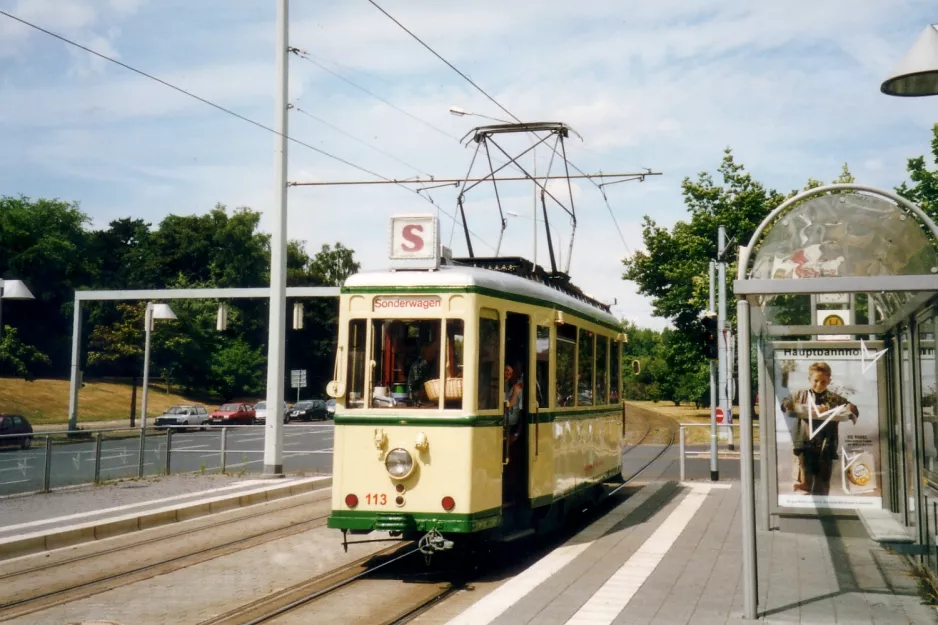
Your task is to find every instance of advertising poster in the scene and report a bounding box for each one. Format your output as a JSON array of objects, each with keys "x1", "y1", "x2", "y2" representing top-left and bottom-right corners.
[{"x1": 774, "y1": 346, "x2": 882, "y2": 509}]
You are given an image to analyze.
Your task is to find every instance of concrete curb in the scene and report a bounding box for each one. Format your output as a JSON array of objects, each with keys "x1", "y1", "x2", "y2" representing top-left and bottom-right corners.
[{"x1": 0, "y1": 475, "x2": 332, "y2": 560}]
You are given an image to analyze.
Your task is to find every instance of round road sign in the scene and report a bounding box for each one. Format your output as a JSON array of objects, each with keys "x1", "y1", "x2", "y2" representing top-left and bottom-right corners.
[{"x1": 716, "y1": 407, "x2": 725, "y2": 424}]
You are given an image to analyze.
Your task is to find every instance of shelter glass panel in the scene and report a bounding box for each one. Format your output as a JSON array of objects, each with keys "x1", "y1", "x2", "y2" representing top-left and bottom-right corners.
[
  {"x1": 536, "y1": 326, "x2": 550, "y2": 409},
  {"x1": 902, "y1": 329, "x2": 918, "y2": 528},
  {"x1": 556, "y1": 324, "x2": 576, "y2": 407},
  {"x1": 921, "y1": 312, "x2": 938, "y2": 481},
  {"x1": 478, "y1": 310, "x2": 500, "y2": 411}
]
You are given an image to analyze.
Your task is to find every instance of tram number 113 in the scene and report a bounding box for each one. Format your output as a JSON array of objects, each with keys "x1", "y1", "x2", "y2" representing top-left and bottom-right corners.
[{"x1": 366, "y1": 493, "x2": 387, "y2": 505}]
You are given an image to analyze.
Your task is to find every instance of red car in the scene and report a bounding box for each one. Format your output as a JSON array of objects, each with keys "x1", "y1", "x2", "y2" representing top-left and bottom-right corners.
[{"x1": 209, "y1": 403, "x2": 256, "y2": 425}]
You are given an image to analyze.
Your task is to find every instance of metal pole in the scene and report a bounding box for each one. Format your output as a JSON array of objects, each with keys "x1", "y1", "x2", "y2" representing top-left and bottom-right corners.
[
  {"x1": 0, "y1": 280, "x2": 4, "y2": 345},
  {"x1": 756, "y1": 336, "x2": 770, "y2": 530},
  {"x1": 262, "y1": 0, "x2": 289, "y2": 477},
  {"x1": 532, "y1": 145, "x2": 537, "y2": 265},
  {"x1": 67, "y1": 298, "x2": 82, "y2": 431},
  {"x1": 165, "y1": 429, "x2": 173, "y2": 475},
  {"x1": 868, "y1": 293, "x2": 876, "y2": 340},
  {"x1": 737, "y1": 298, "x2": 758, "y2": 619},
  {"x1": 718, "y1": 227, "x2": 732, "y2": 450},
  {"x1": 43, "y1": 436, "x2": 52, "y2": 491},
  {"x1": 94, "y1": 432, "x2": 103, "y2": 483},
  {"x1": 141, "y1": 302, "x2": 153, "y2": 430},
  {"x1": 709, "y1": 260, "x2": 719, "y2": 481},
  {"x1": 810, "y1": 293, "x2": 817, "y2": 341},
  {"x1": 679, "y1": 426, "x2": 686, "y2": 482},
  {"x1": 138, "y1": 427, "x2": 147, "y2": 477},
  {"x1": 220, "y1": 427, "x2": 228, "y2": 473}
]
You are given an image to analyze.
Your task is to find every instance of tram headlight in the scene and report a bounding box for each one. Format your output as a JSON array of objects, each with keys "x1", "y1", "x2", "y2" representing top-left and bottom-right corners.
[{"x1": 384, "y1": 448, "x2": 414, "y2": 479}]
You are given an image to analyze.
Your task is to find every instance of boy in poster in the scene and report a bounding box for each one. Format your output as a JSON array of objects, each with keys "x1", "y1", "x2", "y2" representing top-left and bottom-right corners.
[{"x1": 781, "y1": 361, "x2": 858, "y2": 495}]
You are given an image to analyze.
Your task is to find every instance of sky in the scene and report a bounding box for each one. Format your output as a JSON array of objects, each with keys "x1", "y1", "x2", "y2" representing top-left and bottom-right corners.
[{"x1": 1, "y1": 0, "x2": 937, "y2": 330}]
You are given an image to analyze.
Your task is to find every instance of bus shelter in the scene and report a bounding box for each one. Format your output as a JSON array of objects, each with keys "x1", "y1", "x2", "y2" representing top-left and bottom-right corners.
[{"x1": 734, "y1": 183, "x2": 938, "y2": 618}]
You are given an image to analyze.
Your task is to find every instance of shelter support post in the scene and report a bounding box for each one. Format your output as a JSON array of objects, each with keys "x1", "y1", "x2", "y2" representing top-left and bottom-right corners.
[
  {"x1": 709, "y1": 260, "x2": 719, "y2": 480},
  {"x1": 737, "y1": 298, "x2": 758, "y2": 619},
  {"x1": 67, "y1": 298, "x2": 82, "y2": 432},
  {"x1": 756, "y1": 336, "x2": 771, "y2": 531}
]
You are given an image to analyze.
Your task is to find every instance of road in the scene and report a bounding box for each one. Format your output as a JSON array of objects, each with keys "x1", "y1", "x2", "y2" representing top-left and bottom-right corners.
[{"x1": 0, "y1": 423, "x2": 334, "y2": 496}]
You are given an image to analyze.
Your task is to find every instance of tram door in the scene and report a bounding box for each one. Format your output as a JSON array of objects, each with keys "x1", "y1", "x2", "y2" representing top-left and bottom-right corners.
[{"x1": 503, "y1": 313, "x2": 530, "y2": 508}]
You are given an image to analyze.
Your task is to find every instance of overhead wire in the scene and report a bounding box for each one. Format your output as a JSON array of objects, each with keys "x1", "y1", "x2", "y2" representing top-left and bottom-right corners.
[
  {"x1": 365, "y1": 0, "x2": 635, "y2": 257},
  {"x1": 0, "y1": 8, "x2": 496, "y2": 252},
  {"x1": 291, "y1": 104, "x2": 433, "y2": 177}
]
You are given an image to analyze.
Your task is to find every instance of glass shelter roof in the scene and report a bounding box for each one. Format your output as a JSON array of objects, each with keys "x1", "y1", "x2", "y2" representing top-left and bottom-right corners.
[{"x1": 737, "y1": 185, "x2": 938, "y2": 337}]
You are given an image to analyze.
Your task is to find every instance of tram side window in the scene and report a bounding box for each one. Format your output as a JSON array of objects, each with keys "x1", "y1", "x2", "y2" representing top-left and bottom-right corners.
[
  {"x1": 556, "y1": 324, "x2": 577, "y2": 407},
  {"x1": 478, "y1": 310, "x2": 500, "y2": 410},
  {"x1": 370, "y1": 319, "x2": 441, "y2": 409},
  {"x1": 610, "y1": 340, "x2": 621, "y2": 404},
  {"x1": 444, "y1": 320, "x2": 465, "y2": 409},
  {"x1": 536, "y1": 326, "x2": 550, "y2": 409},
  {"x1": 347, "y1": 320, "x2": 367, "y2": 407},
  {"x1": 595, "y1": 335, "x2": 608, "y2": 405},
  {"x1": 578, "y1": 329, "x2": 594, "y2": 406}
]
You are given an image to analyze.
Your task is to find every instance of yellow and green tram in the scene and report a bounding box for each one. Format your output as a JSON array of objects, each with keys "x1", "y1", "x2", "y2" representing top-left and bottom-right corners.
[{"x1": 326, "y1": 255, "x2": 626, "y2": 547}]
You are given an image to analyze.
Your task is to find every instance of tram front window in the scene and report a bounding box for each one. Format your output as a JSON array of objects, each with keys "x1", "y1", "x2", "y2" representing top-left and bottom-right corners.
[{"x1": 371, "y1": 319, "x2": 458, "y2": 409}]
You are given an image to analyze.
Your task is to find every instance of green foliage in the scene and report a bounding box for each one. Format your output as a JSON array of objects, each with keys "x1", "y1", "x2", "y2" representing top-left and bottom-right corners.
[
  {"x1": 897, "y1": 123, "x2": 938, "y2": 223},
  {"x1": 210, "y1": 337, "x2": 267, "y2": 399},
  {"x1": 0, "y1": 325, "x2": 51, "y2": 380}
]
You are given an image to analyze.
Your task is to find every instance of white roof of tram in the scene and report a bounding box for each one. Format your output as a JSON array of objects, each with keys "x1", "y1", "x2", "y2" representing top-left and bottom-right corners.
[{"x1": 344, "y1": 264, "x2": 620, "y2": 326}]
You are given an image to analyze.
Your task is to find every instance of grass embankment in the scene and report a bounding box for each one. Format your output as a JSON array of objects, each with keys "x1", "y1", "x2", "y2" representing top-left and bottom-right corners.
[
  {"x1": 0, "y1": 377, "x2": 215, "y2": 426},
  {"x1": 628, "y1": 400, "x2": 761, "y2": 445}
]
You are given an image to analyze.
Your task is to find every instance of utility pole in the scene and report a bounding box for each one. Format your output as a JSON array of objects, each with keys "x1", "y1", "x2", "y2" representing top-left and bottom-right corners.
[
  {"x1": 709, "y1": 261, "x2": 719, "y2": 481},
  {"x1": 263, "y1": 0, "x2": 289, "y2": 477},
  {"x1": 717, "y1": 226, "x2": 735, "y2": 451}
]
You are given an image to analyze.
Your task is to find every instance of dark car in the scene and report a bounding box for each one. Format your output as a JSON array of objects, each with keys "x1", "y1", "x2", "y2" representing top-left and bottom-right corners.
[
  {"x1": 288, "y1": 400, "x2": 328, "y2": 421},
  {"x1": 0, "y1": 414, "x2": 33, "y2": 449}
]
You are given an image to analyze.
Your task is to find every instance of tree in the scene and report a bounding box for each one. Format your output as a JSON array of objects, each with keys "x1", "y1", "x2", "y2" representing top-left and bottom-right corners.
[
  {"x1": 0, "y1": 326, "x2": 51, "y2": 380},
  {"x1": 210, "y1": 337, "x2": 266, "y2": 400},
  {"x1": 87, "y1": 304, "x2": 145, "y2": 425},
  {"x1": 897, "y1": 123, "x2": 938, "y2": 222},
  {"x1": 308, "y1": 242, "x2": 361, "y2": 287}
]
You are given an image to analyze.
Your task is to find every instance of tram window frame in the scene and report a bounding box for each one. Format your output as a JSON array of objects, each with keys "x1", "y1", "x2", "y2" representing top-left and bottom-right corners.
[
  {"x1": 556, "y1": 324, "x2": 577, "y2": 408},
  {"x1": 610, "y1": 340, "x2": 621, "y2": 404},
  {"x1": 595, "y1": 335, "x2": 608, "y2": 405},
  {"x1": 478, "y1": 309, "x2": 501, "y2": 411},
  {"x1": 536, "y1": 326, "x2": 550, "y2": 409},
  {"x1": 369, "y1": 318, "x2": 442, "y2": 409},
  {"x1": 578, "y1": 329, "x2": 595, "y2": 406},
  {"x1": 443, "y1": 319, "x2": 465, "y2": 410},
  {"x1": 346, "y1": 319, "x2": 367, "y2": 408}
]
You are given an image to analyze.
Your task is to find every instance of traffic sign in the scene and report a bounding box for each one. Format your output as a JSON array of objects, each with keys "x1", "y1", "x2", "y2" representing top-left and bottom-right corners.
[
  {"x1": 716, "y1": 407, "x2": 725, "y2": 424},
  {"x1": 290, "y1": 369, "x2": 307, "y2": 389}
]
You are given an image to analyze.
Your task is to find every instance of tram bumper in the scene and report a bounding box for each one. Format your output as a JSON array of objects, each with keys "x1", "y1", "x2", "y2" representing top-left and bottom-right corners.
[{"x1": 327, "y1": 508, "x2": 500, "y2": 535}]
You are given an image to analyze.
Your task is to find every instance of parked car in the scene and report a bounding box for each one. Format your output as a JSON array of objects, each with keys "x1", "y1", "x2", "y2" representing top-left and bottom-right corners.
[
  {"x1": 325, "y1": 399, "x2": 336, "y2": 418},
  {"x1": 0, "y1": 414, "x2": 33, "y2": 450},
  {"x1": 154, "y1": 405, "x2": 209, "y2": 430},
  {"x1": 254, "y1": 401, "x2": 289, "y2": 424},
  {"x1": 288, "y1": 400, "x2": 328, "y2": 421},
  {"x1": 209, "y1": 403, "x2": 255, "y2": 425}
]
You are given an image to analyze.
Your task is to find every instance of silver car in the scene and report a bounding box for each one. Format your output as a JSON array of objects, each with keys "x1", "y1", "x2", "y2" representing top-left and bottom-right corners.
[
  {"x1": 154, "y1": 405, "x2": 209, "y2": 430},
  {"x1": 254, "y1": 401, "x2": 289, "y2": 424}
]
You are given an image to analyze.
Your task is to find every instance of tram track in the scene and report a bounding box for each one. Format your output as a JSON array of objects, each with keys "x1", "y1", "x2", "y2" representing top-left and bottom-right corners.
[{"x1": 0, "y1": 494, "x2": 331, "y2": 622}]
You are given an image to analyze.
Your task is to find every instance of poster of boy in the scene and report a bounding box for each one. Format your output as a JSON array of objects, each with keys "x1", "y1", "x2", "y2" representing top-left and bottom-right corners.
[{"x1": 774, "y1": 351, "x2": 882, "y2": 509}]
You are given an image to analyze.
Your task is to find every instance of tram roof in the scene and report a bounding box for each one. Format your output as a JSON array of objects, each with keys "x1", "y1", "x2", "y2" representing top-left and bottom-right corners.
[{"x1": 343, "y1": 264, "x2": 620, "y2": 327}]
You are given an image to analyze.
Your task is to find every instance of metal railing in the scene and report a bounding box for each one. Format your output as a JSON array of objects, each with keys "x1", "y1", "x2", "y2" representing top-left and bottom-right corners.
[
  {"x1": 0, "y1": 423, "x2": 333, "y2": 497},
  {"x1": 678, "y1": 422, "x2": 760, "y2": 482}
]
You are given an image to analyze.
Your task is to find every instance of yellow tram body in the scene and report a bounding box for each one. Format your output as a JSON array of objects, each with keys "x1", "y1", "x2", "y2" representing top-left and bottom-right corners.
[{"x1": 327, "y1": 253, "x2": 625, "y2": 541}]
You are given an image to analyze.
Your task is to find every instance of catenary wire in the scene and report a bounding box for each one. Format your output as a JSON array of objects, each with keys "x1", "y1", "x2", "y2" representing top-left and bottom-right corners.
[
  {"x1": 292, "y1": 105, "x2": 433, "y2": 177},
  {"x1": 0, "y1": 8, "x2": 495, "y2": 252},
  {"x1": 365, "y1": 0, "x2": 635, "y2": 257},
  {"x1": 290, "y1": 47, "x2": 460, "y2": 142}
]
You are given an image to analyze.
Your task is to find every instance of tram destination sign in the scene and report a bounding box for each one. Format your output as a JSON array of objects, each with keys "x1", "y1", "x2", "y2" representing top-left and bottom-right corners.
[
  {"x1": 388, "y1": 214, "x2": 440, "y2": 270},
  {"x1": 374, "y1": 295, "x2": 442, "y2": 311}
]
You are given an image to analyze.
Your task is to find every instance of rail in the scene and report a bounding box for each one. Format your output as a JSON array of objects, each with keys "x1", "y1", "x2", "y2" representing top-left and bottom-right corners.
[
  {"x1": 0, "y1": 423, "x2": 333, "y2": 497},
  {"x1": 678, "y1": 422, "x2": 760, "y2": 482}
]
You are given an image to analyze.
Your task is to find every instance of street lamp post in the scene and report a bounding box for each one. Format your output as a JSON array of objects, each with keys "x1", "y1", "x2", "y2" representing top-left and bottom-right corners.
[
  {"x1": 0, "y1": 279, "x2": 35, "y2": 343},
  {"x1": 140, "y1": 302, "x2": 176, "y2": 430}
]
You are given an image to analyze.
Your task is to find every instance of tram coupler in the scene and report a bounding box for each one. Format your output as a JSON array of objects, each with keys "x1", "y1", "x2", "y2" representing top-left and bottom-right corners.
[{"x1": 418, "y1": 528, "x2": 454, "y2": 563}]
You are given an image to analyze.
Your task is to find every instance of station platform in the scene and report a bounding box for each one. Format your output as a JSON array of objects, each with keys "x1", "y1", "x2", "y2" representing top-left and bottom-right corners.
[
  {"x1": 0, "y1": 473, "x2": 330, "y2": 559},
  {"x1": 426, "y1": 480, "x2": 937, "y2": 625}
]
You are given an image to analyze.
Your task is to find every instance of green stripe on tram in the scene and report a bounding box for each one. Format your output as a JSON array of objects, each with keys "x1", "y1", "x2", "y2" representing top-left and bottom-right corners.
[
  {"x1": 340, "y1": 285, "x2": 622, "y2": 332},
  {"x1": 328, "y1": 506, "x2": 502, "y2": 533}
]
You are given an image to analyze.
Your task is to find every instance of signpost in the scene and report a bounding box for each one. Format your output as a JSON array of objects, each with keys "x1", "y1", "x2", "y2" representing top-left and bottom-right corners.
[{"x1": 291, "y1": 369, "x2": 307, "y2": 403}]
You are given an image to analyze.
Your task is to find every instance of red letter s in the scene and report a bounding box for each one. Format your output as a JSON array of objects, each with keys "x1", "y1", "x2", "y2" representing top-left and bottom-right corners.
[{"x1": 401, "y1": 224, "x2": 424, "y2": 252}]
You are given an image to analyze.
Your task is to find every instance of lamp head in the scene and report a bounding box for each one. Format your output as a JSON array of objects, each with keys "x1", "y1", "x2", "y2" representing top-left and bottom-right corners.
[{"x1": 881, "y1": 24, "x2": 938, "y2": 97}]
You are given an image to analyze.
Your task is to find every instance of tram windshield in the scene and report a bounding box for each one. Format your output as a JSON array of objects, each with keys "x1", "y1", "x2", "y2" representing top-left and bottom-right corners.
[{"x1": 354, "y1": 318, "x2": 464, "y2": 409}]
